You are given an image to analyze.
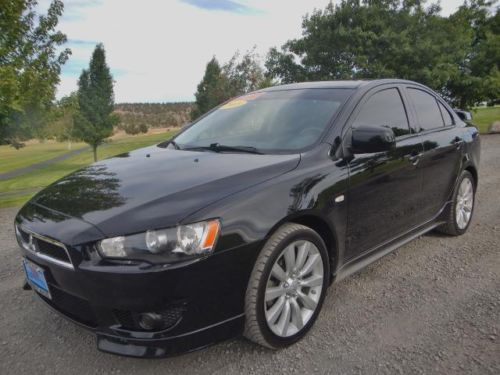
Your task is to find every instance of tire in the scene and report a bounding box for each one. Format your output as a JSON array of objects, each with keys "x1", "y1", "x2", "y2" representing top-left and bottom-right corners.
[
  {"x1": 437, "y1": 170, "x2": 475, "y2": 236},
  {"x1": 244, "y1": 223, "x2": 330, "y2": 349}
]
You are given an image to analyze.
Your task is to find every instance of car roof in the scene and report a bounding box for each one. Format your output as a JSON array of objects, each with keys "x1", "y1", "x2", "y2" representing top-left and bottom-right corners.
[{"x1": 261, "y1": 79, "x2": 423, "y2": 91}]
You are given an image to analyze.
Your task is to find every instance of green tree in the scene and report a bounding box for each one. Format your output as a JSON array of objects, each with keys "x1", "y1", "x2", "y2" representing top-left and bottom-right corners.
[
  {"x1": 192, "y1": 51, "x2": 273, "y2": 119},
  {"x1": 222, "y1": 48, "x2": 271, "y2": 97},
  {"x1": 0, "y1": 0, "x2": 70, "y2": 147},
  {"x1": 191, "y1": 57, "x2": 228, "y2": 120},
  {"x1": 445, "y1": 1, "x2": 500, "y2": 107},
  {"x1": 45, "y1": 93, "x2": 79, "y2": 149},
  {"x1": 74, "y1": 44, "x2": 115, "y2": 162},
  {"x1": 265, "y1": 0, "x2": 499, "y2": 108}
]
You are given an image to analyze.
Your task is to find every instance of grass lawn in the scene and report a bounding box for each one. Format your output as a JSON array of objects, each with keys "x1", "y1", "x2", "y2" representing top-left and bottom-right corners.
[
  {"x1": 0, "y1": 131, "x2": 175, "y2": 208},
  {"x1": 0, "y1": 140, "x2": 87, "y2": 174},
  {"x1": 472, "y1": 106, "x2": 500, "y2": 134}
]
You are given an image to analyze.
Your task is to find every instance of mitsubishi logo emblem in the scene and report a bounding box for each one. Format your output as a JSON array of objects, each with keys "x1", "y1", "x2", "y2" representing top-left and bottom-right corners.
[{"x1": 28, "y1": 234, "x2": 36, "y2": 252}]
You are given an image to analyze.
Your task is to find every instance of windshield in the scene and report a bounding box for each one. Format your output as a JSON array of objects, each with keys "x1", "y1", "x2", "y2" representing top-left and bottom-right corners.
[{"x1": 174, "y1": 88, "x2": 353, "y2": 153}]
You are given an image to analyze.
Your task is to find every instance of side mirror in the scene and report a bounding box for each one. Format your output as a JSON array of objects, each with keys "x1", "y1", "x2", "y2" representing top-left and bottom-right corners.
[
  {"x1": 454, "y1": 109, "x2": 472, "y2": 121},
  {"x1": 351, "y1": 126, "x2": 396, "y2": 154}
]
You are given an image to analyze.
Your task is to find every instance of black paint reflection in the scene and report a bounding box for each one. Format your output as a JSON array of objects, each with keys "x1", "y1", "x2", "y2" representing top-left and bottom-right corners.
[
  {"x1": 288, "y1": 174, "x2": 327, "y2": 212},
  {"x1": 18, "y1": 201, "x2": 70, "y2": 223},
  {"x1": 391, "y1": 127, "x2": 411, "y2": 137},
  {"x1": 35, "y1": 165, "x2": 126, "y2": 218},
  {"x1": 424, "y1": 140, "x2": 438, "y2": 150},
  {"x1": 345, "y1": 135, "x2": 424, "y2": 259},
  {"x1": 114, "y1": 152, "x2": 130, "y2": 158}
]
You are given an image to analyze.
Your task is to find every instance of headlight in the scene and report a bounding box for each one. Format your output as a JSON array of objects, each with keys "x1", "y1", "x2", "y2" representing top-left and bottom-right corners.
[{"x1": 98, "y1": 219, "x2": 220, "y2": 264}]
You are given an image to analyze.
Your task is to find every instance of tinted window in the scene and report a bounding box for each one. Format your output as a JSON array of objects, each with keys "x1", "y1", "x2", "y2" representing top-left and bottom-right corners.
[
  {"x1": 438, "y1": 101, "x2": 454, "y2": 126},
  {"x1": 353, "y1": 88, "x2": 410, "y2": 137},
  {"x1": 174, "y1": 89, "x2": 353, "y2": 152},
  {"x1": 407, "y1": 88, "x2": 444, "y2": 131}
]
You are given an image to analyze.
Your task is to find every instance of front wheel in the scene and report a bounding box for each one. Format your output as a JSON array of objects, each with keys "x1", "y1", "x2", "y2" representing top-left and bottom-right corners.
[
  {"x1": 244, "y1": 223, "x2": 329, "y2": 349},
  {"x1": 437, "y1": 170, "x2": 475, "y2": 236}
]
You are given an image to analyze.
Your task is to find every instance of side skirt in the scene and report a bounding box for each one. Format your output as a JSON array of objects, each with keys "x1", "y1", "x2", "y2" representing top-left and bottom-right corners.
[{"x1": 333, "y1": 219, "x2": 445, "y2": 283}]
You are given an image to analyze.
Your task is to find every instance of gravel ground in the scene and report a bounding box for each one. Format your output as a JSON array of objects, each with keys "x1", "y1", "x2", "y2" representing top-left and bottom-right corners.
[{"x1": 0, "y1": 136, "x2": 499, "y2": 375}]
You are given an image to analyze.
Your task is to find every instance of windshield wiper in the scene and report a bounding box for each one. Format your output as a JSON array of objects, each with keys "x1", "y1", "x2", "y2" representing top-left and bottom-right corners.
[{"x1": 184, "y1": 143, "x2": 262, "y2": 154}]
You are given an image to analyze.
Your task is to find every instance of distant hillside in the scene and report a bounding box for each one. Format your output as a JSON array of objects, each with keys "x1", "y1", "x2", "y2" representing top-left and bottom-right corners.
[{"x1": 114, "y1": 102, "x2": 193, "y2": 134}]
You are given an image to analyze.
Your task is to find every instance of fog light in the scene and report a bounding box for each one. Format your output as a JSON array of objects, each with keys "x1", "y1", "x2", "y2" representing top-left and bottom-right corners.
[
  {"x1": 114, "y1": 306, "x2": 185, "y2": 331},
  {"x1": 138, "y1": 312, "x2": 164, "y2": 331}
]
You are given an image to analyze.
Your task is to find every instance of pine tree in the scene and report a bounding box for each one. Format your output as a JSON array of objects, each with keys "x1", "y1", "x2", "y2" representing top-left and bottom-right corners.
[
  {"x1": 191, "y1": 57, "x2": 227, "y2": 120},
  {"x1": 192, "y1": 52, "x2": 272, "y2": 120},
  {"x1": 74, "y1": 44, "x2": 115, "y2": 161}
]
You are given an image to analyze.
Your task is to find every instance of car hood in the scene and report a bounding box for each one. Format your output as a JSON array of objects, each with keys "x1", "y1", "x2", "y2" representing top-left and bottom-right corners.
[{"x1": 30, "y1": 145, "x2": 300, "y2": 237}]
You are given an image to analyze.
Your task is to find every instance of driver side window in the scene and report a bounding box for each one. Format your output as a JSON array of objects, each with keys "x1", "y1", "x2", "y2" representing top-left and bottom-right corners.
[{"x1": 353, "y1": 88, "x2": 411, "y2": 137}]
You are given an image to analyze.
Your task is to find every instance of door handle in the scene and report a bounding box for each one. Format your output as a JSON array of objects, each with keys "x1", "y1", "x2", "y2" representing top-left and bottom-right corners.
[
  {"x1": 453, "y1": 136, "x2": 464, "y2": 149},
  {"x1": 406, "y1": 152, "x2": 423, "y2": 166}
]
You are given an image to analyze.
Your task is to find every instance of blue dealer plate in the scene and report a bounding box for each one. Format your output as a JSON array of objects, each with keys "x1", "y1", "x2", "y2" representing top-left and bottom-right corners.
[{"x1": 23, "y1": 258, "x2": 51, "y2": 299}]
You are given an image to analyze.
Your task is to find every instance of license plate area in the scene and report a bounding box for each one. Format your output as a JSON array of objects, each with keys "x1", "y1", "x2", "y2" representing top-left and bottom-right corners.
[{"x1": 23, "y1": 258, "x2": 51, "y2": 299}]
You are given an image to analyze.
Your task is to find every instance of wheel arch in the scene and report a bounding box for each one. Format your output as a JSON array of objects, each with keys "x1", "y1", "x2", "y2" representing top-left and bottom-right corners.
[
  {"x1": 464, "y1": 164, "x2": 478, "y2": 188},
  {"x1": 265, "y1": 211, "x2": 339, "y2": 281}
]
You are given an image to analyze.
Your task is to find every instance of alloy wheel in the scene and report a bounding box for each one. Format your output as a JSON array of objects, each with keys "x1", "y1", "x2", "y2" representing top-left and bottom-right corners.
[
  {"x1": 264, "y1": 240, "x2": 324, "y2": 337},
  {"x1": 456, "y1": 177, "x2": 474, "y2": 229}
]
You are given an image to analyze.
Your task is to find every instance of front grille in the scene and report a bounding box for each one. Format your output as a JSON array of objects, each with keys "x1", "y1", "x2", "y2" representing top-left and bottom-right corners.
[
  {"x1": 18, "y1": 228, "x2": 30, "y2": 243},
  {"x1": 16, "y1": 226, "x2": 73, "y2": 269},
  {"x1": 113, "y1": 305, "x2": 185, "y2": 332},
  {"x1": 35, "y1": 238, "x2": 70, "y2": 263},
  {"x1": 38, "y1": 285, "x2": 98, "y2": 328}
]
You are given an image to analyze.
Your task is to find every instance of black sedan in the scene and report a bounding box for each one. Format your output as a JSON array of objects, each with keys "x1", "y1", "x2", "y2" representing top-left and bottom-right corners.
[{"x1": 15, "y1": 79, "x2": 480, "y2": 357}]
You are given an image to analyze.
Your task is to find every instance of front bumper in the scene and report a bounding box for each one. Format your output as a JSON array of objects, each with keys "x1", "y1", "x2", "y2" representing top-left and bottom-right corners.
[
  {"x1": 96, "y1": 315, "x2": 244, "y2": 358},
  {"x1": 20, "y1": 237, "x2": 262, "y2": 358}
]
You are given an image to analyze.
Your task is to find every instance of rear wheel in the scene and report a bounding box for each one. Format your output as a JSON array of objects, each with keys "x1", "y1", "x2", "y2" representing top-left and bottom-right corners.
[
  {"x1": 437, "y1": 170, "x2": 475, "y2": 236},
  {"x1": 244, "y1": 223, "x2": 329, "y2": 349}
]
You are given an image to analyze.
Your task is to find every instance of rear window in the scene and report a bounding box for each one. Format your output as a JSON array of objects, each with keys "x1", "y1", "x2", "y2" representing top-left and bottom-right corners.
[
  {"x1": 438, "y1": 101, "x2": 454, "y2": 126},
  {"x1": 407, "y1": 88, "x2": 444, "y2": 131}
]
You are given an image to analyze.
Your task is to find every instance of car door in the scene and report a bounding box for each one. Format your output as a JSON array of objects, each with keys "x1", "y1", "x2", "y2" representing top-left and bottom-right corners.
[
  {"x1": 345, "y1": 86, "x2": 424, "y2": 260},
  {"x1": 404, "y1": 87, "x2": 464, "y2": 221}
]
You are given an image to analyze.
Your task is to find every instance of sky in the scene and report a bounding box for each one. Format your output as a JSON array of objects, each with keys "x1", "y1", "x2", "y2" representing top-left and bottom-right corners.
[{"x1": 43, "y1": 0, "x2": 467, "y2": 103}]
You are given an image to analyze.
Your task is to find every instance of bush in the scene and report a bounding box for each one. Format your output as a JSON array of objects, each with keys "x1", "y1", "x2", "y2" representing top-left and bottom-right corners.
[{"x1": 122, "y1": 123, "x2": 148, "y2": 135}]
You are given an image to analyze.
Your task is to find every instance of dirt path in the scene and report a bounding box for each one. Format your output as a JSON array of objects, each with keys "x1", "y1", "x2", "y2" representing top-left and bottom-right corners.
[
  {"x1": 0, "y1": 136, "x2": 498, "y2": 375},
  {"x1": 0, "y1": 146, "x2": 89, "y2": 181}
]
